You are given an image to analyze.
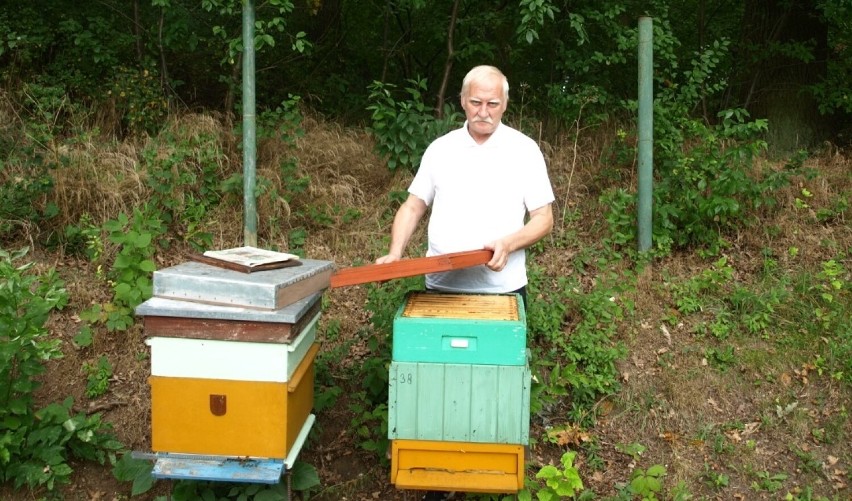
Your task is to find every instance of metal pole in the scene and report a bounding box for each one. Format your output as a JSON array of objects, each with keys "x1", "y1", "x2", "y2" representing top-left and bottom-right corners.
[
  {"x1": 637, "y1": 16, "x2": 653, "y2": 253},
  {"x1": 242, "y1": 0, "x2": 258, "y2": 247}
]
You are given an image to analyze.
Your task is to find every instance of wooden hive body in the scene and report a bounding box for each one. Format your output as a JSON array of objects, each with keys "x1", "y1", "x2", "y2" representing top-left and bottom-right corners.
[
  {"x1": 146, "y1": 312, "x2": 319, "y2": 382},
  {"x1": 149, "y1": 343, "x2": 318, "y2": 458},
  {"x1": 392, "y1": 292, "x2": 526, "y2": 365},
  {"x1": 390, "y1": 440, "x2": 525, "y2": 493},
  {"x1": 388, "y1": 360, "x2": 530, "y2": 444}
]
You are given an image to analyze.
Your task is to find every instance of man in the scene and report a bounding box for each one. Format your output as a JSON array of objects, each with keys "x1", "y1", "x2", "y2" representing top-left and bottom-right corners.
[
  {"x1": 376, "y1": 65, "x2": 555, "y2": 304},
  {"x1": 377, "y1": 65, "x2": 553, "y2": 501}
]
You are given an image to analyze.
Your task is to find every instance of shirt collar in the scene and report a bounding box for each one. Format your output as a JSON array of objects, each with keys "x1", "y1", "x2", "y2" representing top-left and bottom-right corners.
[{"x1": 462, "y1": 121, "x2": 504, "y2": 146}]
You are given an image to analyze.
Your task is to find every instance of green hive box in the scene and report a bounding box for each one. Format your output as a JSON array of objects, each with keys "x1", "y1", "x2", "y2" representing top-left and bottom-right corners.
[
  {"x1": 388, "y1": 359, "x2": 531, "y2": 444},
  {"x1": 392, "y1": 292, "x2": 526, "y2": 366}
]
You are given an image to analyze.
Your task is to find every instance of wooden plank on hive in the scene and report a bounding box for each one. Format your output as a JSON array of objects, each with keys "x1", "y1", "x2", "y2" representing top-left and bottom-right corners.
[{"x1": 329, "y1": 249, "x2": 492, "y2": 288}]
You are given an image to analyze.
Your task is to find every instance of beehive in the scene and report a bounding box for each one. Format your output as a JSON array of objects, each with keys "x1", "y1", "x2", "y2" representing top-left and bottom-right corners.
[
  {"x1": 392, "y1": 292, "x2": 526, "y2": 365},
  {"x1": 137, "y1": 270, "x2": 325, "y2": 461},
  {"x1": 388, "y1": 359, "x2": 530, "y2": 444},
  {"x1": 149, "y1": 342, "x2": 319, "y2": 458},
  {"x1": 390, "y1": 439, "x2": 525, "y2": 493}
]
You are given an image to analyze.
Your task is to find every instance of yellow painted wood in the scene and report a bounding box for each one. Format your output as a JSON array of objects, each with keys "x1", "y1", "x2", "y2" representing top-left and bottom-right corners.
[
  {"x1": 149, "y1": 343, "x2": 318, "y2": 458},
  {"x1": 390, "y1": 439, "x2": 524, "y2": 493}
]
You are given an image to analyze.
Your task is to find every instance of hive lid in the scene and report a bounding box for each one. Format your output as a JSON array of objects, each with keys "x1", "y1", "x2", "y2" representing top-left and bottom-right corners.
[{"x1": 152, "y1": 259, "x2": 333, "y2": 310}]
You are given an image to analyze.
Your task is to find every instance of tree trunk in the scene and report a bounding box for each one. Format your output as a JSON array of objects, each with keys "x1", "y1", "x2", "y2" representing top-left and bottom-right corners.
[
  {"x1": 725, "y1": 0, "x2": 830, "y2": 149},
  {"x1": 435, "y1": 0, "x2": 460, "y2": 117}
]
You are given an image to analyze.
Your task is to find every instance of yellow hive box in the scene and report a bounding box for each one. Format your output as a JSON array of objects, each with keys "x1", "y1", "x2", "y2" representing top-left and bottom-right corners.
[
  {"x1": 391, "y1": 439, "x2": 525, "y2": 494},
  {"x1": 149, "y1": 343, "x2": 319, "y2": 458}
]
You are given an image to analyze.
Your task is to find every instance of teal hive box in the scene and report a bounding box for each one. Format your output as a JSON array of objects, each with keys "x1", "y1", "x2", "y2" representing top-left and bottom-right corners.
[
  {"x1": 392, "y1": 292, "x2": 526, "y2": 365},
  {"x1": 388, "y1": 359, "x2": 531, "y2": 444}
]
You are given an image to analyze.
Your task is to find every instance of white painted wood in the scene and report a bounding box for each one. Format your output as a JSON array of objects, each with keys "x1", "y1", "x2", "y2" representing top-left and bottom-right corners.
[{"x1": 147, "y1": 313, "x2": 319, "y2": 382}]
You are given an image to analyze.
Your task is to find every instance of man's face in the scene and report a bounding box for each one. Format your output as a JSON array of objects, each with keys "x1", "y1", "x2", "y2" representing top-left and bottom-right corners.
[{"x1": 461, "y1": 76, "x2": 507, "y2": 143}]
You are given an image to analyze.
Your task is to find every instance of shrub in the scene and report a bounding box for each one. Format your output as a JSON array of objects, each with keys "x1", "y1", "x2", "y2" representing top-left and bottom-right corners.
[
  {"x1": 0, "y1": 247, "x2": 122, "y2": 491},
  {"x1": 367, "y1": 78, "x2": 461, "y2": 172}
]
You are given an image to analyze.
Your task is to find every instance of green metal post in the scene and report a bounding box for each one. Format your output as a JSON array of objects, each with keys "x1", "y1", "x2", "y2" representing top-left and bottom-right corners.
[
  {"x1": 242, "y1": 0, "x2": 258, "y2": 247},
  {"x1": 637, "y1": 16, "x2": 653, "y2": 253}
]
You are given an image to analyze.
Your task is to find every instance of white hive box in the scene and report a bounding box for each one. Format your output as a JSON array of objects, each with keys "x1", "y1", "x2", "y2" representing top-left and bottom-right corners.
[{"x1": 146, "y1": 312, "x2": 320, "y2": 382}]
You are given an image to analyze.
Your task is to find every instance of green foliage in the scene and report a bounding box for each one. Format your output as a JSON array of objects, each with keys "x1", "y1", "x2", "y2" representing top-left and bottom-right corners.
[
  {"x1": 808, "y1": 259, "x2": 851, "y2": 383},
  {"x1": 653, "y1": 109, "x2": 779, "y2": 252},
  {"x1": 751, "y1": 470, "x2": 789, "y2": 493},
  {"x1": 83, "y1": 356, "x2": 113, "y2": 399},
  {"x1": 349, "y1": 398, "x2": 389, "y2": 461},
  {"x1": 810, "y1": 0, "x2": 852, "y2": 114},
  {"x1": 0, "y1": 161, "x2": 55, "y2": 241},
  {"x1": 627, "y1": 464, "x2": 667, "y2": 501},
  {"x1": 79, "y1": 207, "x2": 163, "y2": 333},
  {"x1": 112, "y1": 454, "x2": 156, "y2": 496},
  {"x1": 367, "y1": 78, "x2": 461, "y2": 172},
  {"x1": 108, "y1": 66, "x2": 169, "y2": 136},
  {"x1": 527, "y1": 262, "x2": 628, "y2": 423},
  {"x1": 670, "y1": 257, "x2": 734, "y2": 314},
  {"x1": 519, "y1": 451, "x2": 584, "y2": 501},
  {"x1": 142, "y1": 131, "x2": 225, "y2": 249},
  {"x1": 203, "y1": 0, "x2": 304, "y2": 64},
  {"x1": 0, "y1": 248, "x2": 122, "y2": 492},
  {"x1": 517, "y1": 0, "x2": 560, "y2": 44},
  {"x1": 0, "y1": 83, "x2": 68, "y2": 241}
]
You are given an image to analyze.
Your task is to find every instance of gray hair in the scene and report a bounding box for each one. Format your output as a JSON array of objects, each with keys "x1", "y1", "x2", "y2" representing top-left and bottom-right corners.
[{"x1": 461, "y1": 65, "x2": 509, "y2": 101}]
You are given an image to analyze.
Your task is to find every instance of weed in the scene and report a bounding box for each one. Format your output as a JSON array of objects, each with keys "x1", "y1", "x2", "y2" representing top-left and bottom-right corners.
[
  {"x1": 349, "y1": 396, "x2": 389, "y2": 462},
  {"x1": 701, "y1": 464, "x2": 730, "y2": 490},
  {"x1": 705, "y1": 345, "x2": 737, "y2": 372},
  {"x1": 0, "y1": 248, "x2": 121, "y2": 491},
  {"x1": 790, "y1": 445, "x2": 822, "y2": 474},
  {"x1": 751, "y1": 470, "x2": 789, "y2": 493},
  {"x1": 79, "y1": 206, "x2": 163, "y2": 333},
  {"x1": 784, "y1": 486, "x2": 832, "y2": 500},
  {"x1": 615, "y1": 442, "x2": 646, "y2": 463},
  {"x1": 529, "y1": 262, "x2": 629, "y2": 423},
  {"x1": 627, "y1": 464, "x2": 667, "y2": 500},
  {"x1": 83, "y1": 355, "x2": 113, "y2": 399},
  {"x1": 519, "y1": 451, "x2": 584, "y2": 501}
]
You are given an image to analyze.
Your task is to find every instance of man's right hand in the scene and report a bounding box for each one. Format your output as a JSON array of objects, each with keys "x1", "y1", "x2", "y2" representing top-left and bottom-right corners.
[{"x1": 375, "y1": 253, "x2": 401, "y2": 265}]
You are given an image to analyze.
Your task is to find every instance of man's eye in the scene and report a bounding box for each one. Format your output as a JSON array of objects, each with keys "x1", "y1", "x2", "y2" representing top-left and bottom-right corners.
[{"x1": 488, "y1": 102, "x2": 500, "y2": 108}]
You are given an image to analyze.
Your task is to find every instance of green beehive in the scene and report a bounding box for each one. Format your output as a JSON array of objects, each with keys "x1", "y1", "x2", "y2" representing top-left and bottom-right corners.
[
  {"x1": 388, "y1": 359, "x2": 531, "y2": 444},
  {"x1": 392, "y1": 292, "x2": 526, "y2": 366}
]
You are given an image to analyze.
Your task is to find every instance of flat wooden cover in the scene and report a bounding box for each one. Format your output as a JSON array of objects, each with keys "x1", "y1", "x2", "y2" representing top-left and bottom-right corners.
[
  {"x1": 402, "y1": 293, "x2": 519, "y2": 321},
  {"x1": 330, "y1": 249, "x2": 492, "y2": 288}
]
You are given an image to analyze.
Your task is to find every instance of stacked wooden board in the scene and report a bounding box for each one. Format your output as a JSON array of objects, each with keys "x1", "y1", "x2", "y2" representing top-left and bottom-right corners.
[
  {"x1": 388, "y1": 292, "x2": 530, "y2": 494},
  {"x1": 134, "y1": 258, "x2": 333, "y2": 483}
]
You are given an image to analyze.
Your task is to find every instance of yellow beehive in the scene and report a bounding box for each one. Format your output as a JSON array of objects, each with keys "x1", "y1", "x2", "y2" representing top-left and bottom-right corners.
[
  {"x1": 390, "y1": 439, "x2": 525, "y2": 494},
  {"x1": 149, "y1": 343, "x2": 318, "y2": 458}
]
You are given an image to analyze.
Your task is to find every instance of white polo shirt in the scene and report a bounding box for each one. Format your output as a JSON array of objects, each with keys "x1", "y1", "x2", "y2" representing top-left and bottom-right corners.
[{"x1": 408, "y1": 122, "x2": 554, "y2": 293}]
